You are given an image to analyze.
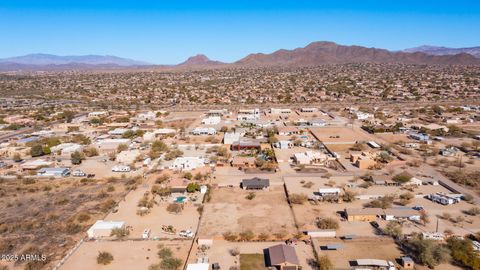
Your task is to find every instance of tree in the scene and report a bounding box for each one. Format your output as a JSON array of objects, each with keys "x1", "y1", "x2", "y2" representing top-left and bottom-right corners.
[
  {"x1": 420, "y1": 212, "x2": 430, "y2": 226},
  {"x1": 342, "y1": 190, "x2": 357, "y2": 202},
  {"x1": 384, "y1": 221, "x2": 402, "y2": 238},
  {"x1": 160, "y1": 257, "x2": 182, "y2": 270},
  {"x1": 30, "y1": 144, "x2": 45, "y2": 157},
  {"x1": 392, "y1": 172, "x2": 412, "y2": 184},
  {"x1": 117, "y1": 143, "x2": 128, "y2": 153},
  {"x1": 83, "y1": 146, "x2": 99, "y2": 157},
  {"x1": 447, "y1": 237, "x2": 480, "y2": 270},
  {"x1": 97, "y1": 251, "x2": 114, "y2": 265},
  {"x1": 186, "y1": 183, "x2": 200, "y2": 193},
  {"x1": 239, "y1": 230, "x2": 255, "y2": 241},
  {"x1": 71, "y1": 151, "x2": 85, "y2": 165},
  {"x1": 409, "y1": 238, "x2": 450, "y2": 268},
  {"x1": 110, "y1": 227, "x2": 129, "y2": 238}
]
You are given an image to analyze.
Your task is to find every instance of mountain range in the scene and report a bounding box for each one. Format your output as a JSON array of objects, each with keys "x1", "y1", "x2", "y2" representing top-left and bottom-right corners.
[
  {"x1": 403, "y1": 45, "x2": 480, "y2": 58},
  {"x1": 1, "y1": 42, "x2": 479, "y2": 71}
]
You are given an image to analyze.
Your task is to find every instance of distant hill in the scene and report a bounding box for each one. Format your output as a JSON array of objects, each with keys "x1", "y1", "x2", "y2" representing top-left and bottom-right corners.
[
  {"x1": 235, "y1": 41, "x2": 480, "y2": 66},
  {"x1": 0, "y1": 53, "x2": 150, "y2": 68},
  {"x1": 177, "y1": 54, "x2": 225, "y2": 67},
  {"x1": 404, "y1": 45, "x2": 480, "y2": 58}
]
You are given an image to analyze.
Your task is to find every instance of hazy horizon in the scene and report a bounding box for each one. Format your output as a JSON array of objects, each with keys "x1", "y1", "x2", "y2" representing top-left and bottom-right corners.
[{"x1": 1, "y1": 0, "x2": 479, "y2": 64}]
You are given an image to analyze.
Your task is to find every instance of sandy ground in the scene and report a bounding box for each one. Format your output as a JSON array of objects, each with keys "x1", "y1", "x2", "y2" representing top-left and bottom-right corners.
[
  {"x1": 309, "y1": 126, "x2": 369, "y2": 145},
  {"x1": 104, "y1": 177, "x2": 201, "y2": 239},
  {"x1": 313, "y1": 237, "x2": 402, "y2": 269},
  {"x1": 189, "y1": 240, "x2": 315, "y2": 270},
  {"x1": 198, "y1": 186, "x2": 297, "y2": 238},
  {"x1": 61, "y1": 240, "x2": 191, "y2": 270}
]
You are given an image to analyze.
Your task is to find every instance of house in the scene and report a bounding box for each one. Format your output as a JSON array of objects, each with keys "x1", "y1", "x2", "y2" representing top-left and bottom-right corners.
[
  {"x1": 108, "y1": 128, "x2": 131, "y2": 136},
  {"x1": 427, "y1": 192, "x2": 462, "y2": 205},
  {"x1": 237, "y1": 108, "x2": 260, "y2": 121},
  {"x1": 231, "y1": 140, "x2": 261, "y2": 151},
  {"x1": 241, "y1": 177, "x2": 270, "y2": 190},
  {"x1": 277, "y1": 126, "x2": 300, "y2": 136},
  {"x1": 300, "y1": 108, "x2": 318, "y2": 113},
  {"x1": 409, "y1": 133, "x2": 429, "y2": 142},
  {"x1": 440, "y1": 147, "x2": 459, "y2": 157},
  {"x1": 50, "y1": 143, "x2": 83, "y2": 155},
  {"x1": 421, "y1": 232, "x2": 445, "y2": 241},
  {"x1": 345, "y1": 208, "x2": 383, "y2": 222},
  {"x1": 318, "y1": 188, "x2": 341, "y2": 196},
  {"x1": 168, "y1": 178, "x2": 190, "y2": 193},
  {"x1": 87, "y1": 220, "x2": 125, "y2": 238},
  {"x1": 170, "y1": 157, "x2": 205, "y2": 171},
  {"x1": 367, "y1": 141, "x2": 381, "y2": 149},
  {"x1": 136, "y1": 111, "x2": 156, "y2": 121},
  {"x1": 266, "y1": 244, "x2": 300, "y2": 270},
  {"x1": 270, "y1": 108, "x2": 292, "y2": 115},
  {"x1": 21, "y1": 159, "x2": 54, "y2": 170},
  {"x1": 407, "y1": 177, "x2": 424, "y2": 186},
  {"x1": 88, "y1": 111, "x2": 108, "y2": 118},
  {"x1": 112, "y1": 165, "x2": 131, "y2": 172},
  {"x1": 201, "y1": 116, "x2": 221, "y2": 125},
  {"x1": 274, "y1": 140, "x2": 293, "y2": 149},
  {"x1": 223, "y1": 132, "x2": 241, "y2": 145},
  {"x1": 207, "y1": 109, "x2": 229, "y2": 117},
  {"x1": 293, "y1": 151, "x2": 330, "y2": 165},
  {"x1": 192, "y1": 127, "x2": 216, "y2": 135},
  {"x1": 37, "y1": 167, "x2": 71, "y2": 177},
  {"x1": 231, "y1": 156, "x2": 256, "y2": 169},
  {"x1": 95, "y1": 138, "x2": 131, "y2": 155},
  {"x1": 383, "y1": 208, "x2": 421, "y2": 221}
]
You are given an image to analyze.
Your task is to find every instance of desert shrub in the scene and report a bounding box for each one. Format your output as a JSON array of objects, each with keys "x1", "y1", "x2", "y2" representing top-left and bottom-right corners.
[
  {"x1": 97, "y1": 251, "x2": 114, "y2": 265},
  {"x1": 447, "y1": 237, "x2": 480, "y2": 270},
  {"x1": 384, "y1": 221, "x2": 402, "y2": 238},
  {"x1": 166, "y1": 203, "x2": 183, "y2": 214},
  {"x1": 392, "y1": 172, "x2": 412, "y2": 183},
  {"x1": 257, "y1": 233, "x2": 270, "y2": 241},
  {"x1": 223, "y1": 231, "x2": 238, "y2": 241},
  {"x1": 318, "y1": 255, "x2": 333, "y2": 270},
  {"x1": 239, "y1": 230, "x2": 255, "y2": 241},
  {"x1": 465, "y1": 207, "x2": 480, "y2": 216},
  {"x1": 245, "y1": 192, "x2": 256, "y2": 200},
  {"x1": 289, "y1": 193, "x2": 308, "y2": 204},
  {"x1": 366, "y1": 195, "x2": 394, "y2": 209},
  {"x1": 342, "y1": 190, "x2": 357, "y2": 202},
  {"x1": 316, "y1": 217, "x2": 339, "y2": 230},
  {"x1": 110, "y1": 227, "x2": 129, "y2": 238}
]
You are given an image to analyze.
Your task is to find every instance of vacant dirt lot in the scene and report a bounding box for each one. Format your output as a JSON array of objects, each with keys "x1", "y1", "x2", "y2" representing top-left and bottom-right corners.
[
  {"x1": 61, "y1": 239, "x2": 190, "y2": 270},
  {"x1": 198, "y1": 187, "x2": 297, "y2": 238},
  {"x1": 0, "y1": 176, "x2": 134, "y2": 269}
]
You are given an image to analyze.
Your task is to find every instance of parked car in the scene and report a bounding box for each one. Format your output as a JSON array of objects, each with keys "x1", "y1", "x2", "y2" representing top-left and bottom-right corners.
[{"x1": 179, "y1": 230, "x2": 194, "y2": 238}]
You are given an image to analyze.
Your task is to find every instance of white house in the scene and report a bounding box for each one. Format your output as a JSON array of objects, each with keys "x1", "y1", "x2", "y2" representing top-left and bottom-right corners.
[
  {"x1": 237, "y1": 108, "x2": 260, "y2": 121},
  {"x1": 37, "y1": 167, "x2": 71, "y2": 177},
  {"x1": 223, "y1": 132, "x2": 241, "y2": 144},
  {"x1": 170, "y1": 157, "x2": 205, "y2": 171},
  {"x1": 192, "y1": 127, "x2": 216, "y2": 135},
  {"x1": 112, "y1": 165, "x2": 131, "y2": 172},
  {"x1": 293, "y1": 151, "x2": 330, "y2": 165},
  {"x1": 427, "y1": 192, "x2": 462, "y2": 205},
  {"x1": 88, "y1": 111, "x2": 108, "y2": 118},
  {"x1": 201, "y1": 116, "x2": 221, "y2": 125},
  {"x1": 51, "y1": 143, "x2": 84, "y2": 155},
  {"x1": 318, "y1": 188, "x2": 341, "y2": 196},
  {"x1": 274, "y1": 140, "x2": 293, "y2": 149},
  {"x1": 270, "y1": 108, "x2": 292, "y2": 114},
  {"x1": 87, "y1": 220, "x2": 125, "y2": 238},
  {"x1": 137, "y1": 111, "x2": 156, "y2": 121}
]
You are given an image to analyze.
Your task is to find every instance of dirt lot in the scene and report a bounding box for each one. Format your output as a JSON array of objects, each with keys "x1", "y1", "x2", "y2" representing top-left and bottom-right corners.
[
  {"x1": 309, "y1": 127, "x2": 369, "y2": 145},
  {"x1": 189, "y1": 240, "x2": 315, "y2": 270},
  {"x1": 61, "y1": 239, "x2": 190, "y2": 270},
  {"x1": 198, "y1": 187, "x2": 297, "y2": 238},
  {"x1": 313, "y1": 237, "x2": 402, "y2": 269},
  {"x1": 0, "y1": 176, "x2": 134, "y2": 269}
]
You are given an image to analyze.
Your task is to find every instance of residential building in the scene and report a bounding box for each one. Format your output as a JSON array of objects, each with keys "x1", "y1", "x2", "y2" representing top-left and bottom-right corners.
[
  {"x1": 87, "y1": 220, "x2": 125, "y2": 238},
  {"x1": 241, "y1": 177, "x2": 270, "y2": 190},
  {"x1": 170, "y1": 157, "x2": 205, "y2": 171},
  {"x1": 266, "y1": 244, "x2": 300, "y2": 270},
  {"x1": 37, "y1": 167, "x2": 71, "y2": 177}
]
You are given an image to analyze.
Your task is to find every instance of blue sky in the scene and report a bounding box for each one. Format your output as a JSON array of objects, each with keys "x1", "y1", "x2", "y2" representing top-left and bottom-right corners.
[{"x1": 0, "y1": 0, "x2": 479, "y2": 64}]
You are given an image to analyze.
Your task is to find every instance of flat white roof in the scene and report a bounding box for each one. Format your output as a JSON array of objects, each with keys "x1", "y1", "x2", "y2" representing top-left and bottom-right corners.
[
  {"x1": 186, "y1": 263, "x2": 209, "y2": 270},
  {"x1": 356, "y1": 259, "x2": 389, "y2": 267},
  {"x1": 90, "y1": 220, "x2": 125, "y2": 230}
]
